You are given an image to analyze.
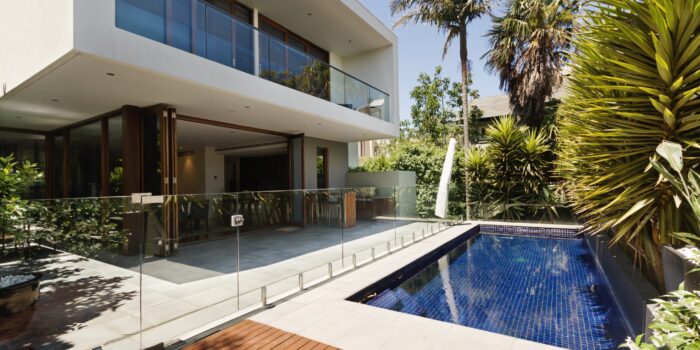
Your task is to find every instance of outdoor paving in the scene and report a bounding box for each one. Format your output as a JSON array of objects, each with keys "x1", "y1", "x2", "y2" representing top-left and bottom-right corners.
[{"x1": 0, "y1": 219, "x2": 442, "y2": 350}]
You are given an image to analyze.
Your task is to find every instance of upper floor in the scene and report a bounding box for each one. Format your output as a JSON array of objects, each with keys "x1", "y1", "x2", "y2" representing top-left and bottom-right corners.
[{"x1": 0, "y1": 0, "x2": 399, "y2": 142}]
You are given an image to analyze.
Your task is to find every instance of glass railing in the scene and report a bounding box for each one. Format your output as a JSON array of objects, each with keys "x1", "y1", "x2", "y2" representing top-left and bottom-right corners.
[
  {"x1": 115, "y1": 0, "x2": 391, "y2": 122},
  {"x1": 0, "y1": 186, "x2": 458, "y2": 349}
]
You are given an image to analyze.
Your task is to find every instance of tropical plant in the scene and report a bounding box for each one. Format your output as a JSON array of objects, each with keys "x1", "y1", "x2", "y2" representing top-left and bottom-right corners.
[
  {"x1": 483, "y1": 0, "x2": 576, "y2": 127},
  {"x1": 465, "y1": 115, "x2": 555, "y2": 220},
  {"x1": 557, "y1": 0, "x2": 700, "y2": 287},
  {"x1": 0, "y1": 155, "x2": 42, "y2": 254},
  {"x1": 391, "y1": 0, "x2": 490, "y2": 220},
  {"x1": 624, "y1": 283, "x2": 700, "y2": 349}
]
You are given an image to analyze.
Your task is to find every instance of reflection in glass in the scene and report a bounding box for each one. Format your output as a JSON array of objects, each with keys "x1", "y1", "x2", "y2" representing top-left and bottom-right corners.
[
  {"x1": 108, "y1": 117, "x2": 124, "y2": 196},
  {"x1": 69, "y1": 122, "x2": 102, "y2": 197},
  {"x1": 0, "y1": 131, "x2": 46, "y2": 198}
]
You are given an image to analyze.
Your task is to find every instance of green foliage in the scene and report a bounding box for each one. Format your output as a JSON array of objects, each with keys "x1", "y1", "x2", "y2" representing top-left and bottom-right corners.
[
  {"x1": 21, "y1": 198, "x2": 127, "y2": 257},
  {"x1": 407, "y1": 66, "x2": 463, "y2": 143},
  {"x1": 483, "y1": 0, "x2": 575, "y2": 127},
  {"x1": 0, "y1": 155, "x2": 42, "y2": 248},
  {"x1": 625, "y1": 286, "x2": 700, "y2": 350},
  {"x1": 404, "y1": 66, "x2": 482, "y2": 145},
  {"x1": 0, "y1": 154, "x2": 126, "y2": 258},
  {"x1": 557, "y1": 0, "x2": 700, "y2": 286},
  {"x1": 466, "y1": 116, "x2": 555, "y2": 220}
]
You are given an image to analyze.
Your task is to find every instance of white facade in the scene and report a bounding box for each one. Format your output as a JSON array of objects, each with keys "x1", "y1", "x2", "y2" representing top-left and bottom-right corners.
[{"x1": 0, "y1": 0, "x2": 399, "y2": 191}]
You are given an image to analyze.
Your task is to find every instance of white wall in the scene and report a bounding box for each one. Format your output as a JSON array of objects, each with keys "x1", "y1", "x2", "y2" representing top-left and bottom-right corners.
[
  {"x1": 0, "y1": 0, "x2": 74, "y2": 98},
  {"x1": 71, "y1": 0, "x2": 398, "y2": 140},
  {"x1": 177, "y1": 147, "x2": 205, "y2": 194},
  {"x1": 204, "y1": 147, "x2": 225, "y2": 193},
  {"x1": 304, "y1": 137, "x2": 349, "y2": 189}
]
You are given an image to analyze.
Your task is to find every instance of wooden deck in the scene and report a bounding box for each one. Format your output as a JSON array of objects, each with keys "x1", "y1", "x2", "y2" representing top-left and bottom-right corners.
[{"x1": 184, "y1": 320, "x2": 340, "y2": 350}]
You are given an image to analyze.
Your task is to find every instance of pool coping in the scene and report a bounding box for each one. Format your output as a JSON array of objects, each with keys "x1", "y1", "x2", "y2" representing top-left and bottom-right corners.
[{"x1": 245, "y1": 224, "x2": 565, "y2": 350}]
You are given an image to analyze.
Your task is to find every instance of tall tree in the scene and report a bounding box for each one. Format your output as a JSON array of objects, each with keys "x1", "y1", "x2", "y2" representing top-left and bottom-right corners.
[
  {"x1": 391, "y1": 0, "x2": 490, "y2": 219},
  {"x1": 483, "y1": 0, "x2": 576, "y2": 127}
]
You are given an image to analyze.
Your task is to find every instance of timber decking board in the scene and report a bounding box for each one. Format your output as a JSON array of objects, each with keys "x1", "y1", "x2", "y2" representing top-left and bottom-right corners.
[{"x1": 185, "y1": 320, "x2": 339, "y2": 350}]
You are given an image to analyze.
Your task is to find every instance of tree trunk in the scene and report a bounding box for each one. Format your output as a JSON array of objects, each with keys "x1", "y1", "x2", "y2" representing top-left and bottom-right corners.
[{"x1": 460, "y1": 24, "x2": 471, "y2": 221}]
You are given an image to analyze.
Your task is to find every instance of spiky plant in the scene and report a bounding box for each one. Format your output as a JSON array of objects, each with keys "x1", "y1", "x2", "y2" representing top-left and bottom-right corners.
[{"x1": 557, "y1": 0, "x2": 700, "y2": 287}]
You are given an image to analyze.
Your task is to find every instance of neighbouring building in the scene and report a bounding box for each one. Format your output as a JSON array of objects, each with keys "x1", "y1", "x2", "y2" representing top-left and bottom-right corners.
[
  {"x1": 0, "y1": 0, "x2": 399, "y2": 199},
  {"x1": 471, "y1": 84, "x2": 567, "y2": 144}
]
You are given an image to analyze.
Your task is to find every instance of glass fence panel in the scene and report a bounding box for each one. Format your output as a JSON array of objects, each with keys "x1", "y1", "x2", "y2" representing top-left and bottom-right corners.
[
  {"x1": 205, "y1": 5, "x2": 234, "y2": 67},
  {"x1": 0, "y1": 196, "x2": 144, "y2": 349},
  {"x1": 136, "y1": 193, "x2": 241, "y2": 348},
  {"x1": 344, "y1": 74, "x2": 370, "y2": 114},
  {"x1": 329, "y1": 67, "x2": 346, "y2": 106},
  {"x1": 369, "y1": 86, "x2": 390, "y2": 122},
  {"x1": 116, "y1": 0, "x2": 166, "y2": 43},
  {"x1": 468, "y1": 192, "x2": 578, "y2": 225},
  {"x1": 170, "y1": 0, "x2": 193, "y2": 52},
  {"x1": 340, "y1": 186, "x2": 399, "y2": 266},
  {"x1": 236, "y1": 189, "x2": 343, "y2": 310}
]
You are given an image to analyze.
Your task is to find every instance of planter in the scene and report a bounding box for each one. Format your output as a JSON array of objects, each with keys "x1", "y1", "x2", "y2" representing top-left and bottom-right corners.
[
  {"x1": 0, "y1": 273, "x2": 43, "y2": 315},
  {"x1": 0, "y1": 273, "x2": 42, "y2": 341},
  {"x1": 662, "y1": 245, "x2": 700, "y2": 292}
]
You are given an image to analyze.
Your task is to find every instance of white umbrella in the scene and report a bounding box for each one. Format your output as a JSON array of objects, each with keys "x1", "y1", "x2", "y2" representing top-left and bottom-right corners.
[{"x1": 435, "y1": 138, "x2": 456, "y2": 218}]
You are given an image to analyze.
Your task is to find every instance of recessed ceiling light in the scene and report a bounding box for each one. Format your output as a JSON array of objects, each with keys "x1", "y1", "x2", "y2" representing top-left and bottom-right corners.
[
  {"x1": 15, "y1": 115, "x2": 22, "y2": 119},
  {"x1": 51, "y1": 98, "x2": 59, "y2": 102},
  {"x1": 106, "y1": 72, "x2": 115, "y2": 76},
  {"x1": 244, "y1": 105, "x2": 251, "y2": 109},
  {"x1": 348, "y1": 40, "x2": 352, "y2": 43}
]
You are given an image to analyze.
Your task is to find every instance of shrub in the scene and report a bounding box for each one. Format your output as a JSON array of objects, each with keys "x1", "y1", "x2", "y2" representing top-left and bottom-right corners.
[
  {"x1": 465, "y1": 115, "x2": 555, "y2": 220},
  {"x1": 557, "y1": 0, "x2": 700, "y2": 286}
]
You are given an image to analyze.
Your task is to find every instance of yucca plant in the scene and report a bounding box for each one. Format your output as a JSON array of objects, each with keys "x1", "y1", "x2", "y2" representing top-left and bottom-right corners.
[
  {"x1": 557, "y1": 0, "x2": 700, "y2": 287},
  {"x1": 465, "y1": 147, "x2": 498, "y2": 218}
]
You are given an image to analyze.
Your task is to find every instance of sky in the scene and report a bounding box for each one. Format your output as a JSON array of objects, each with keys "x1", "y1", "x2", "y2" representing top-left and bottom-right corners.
[{"x1": 358, "y1": 0, "x2": 503, "y2": 121}]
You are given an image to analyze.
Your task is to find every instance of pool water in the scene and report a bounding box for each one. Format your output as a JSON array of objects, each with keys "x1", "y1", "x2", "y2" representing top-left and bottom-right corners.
[{"x1": 362, "y1": 234, "x2": 628, "y2": 350}]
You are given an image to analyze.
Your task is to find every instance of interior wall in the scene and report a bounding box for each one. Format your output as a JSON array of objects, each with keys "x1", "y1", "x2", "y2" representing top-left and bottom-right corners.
[
  {"x1": 304, "y1": 137, "x2": 348, "y2": 189},
  {"x1": 177, "y1": 147, "x2": 205, "y2": 194},
  {"x1": 204, "y1": 146, "x2": 225, "y2": 193}
]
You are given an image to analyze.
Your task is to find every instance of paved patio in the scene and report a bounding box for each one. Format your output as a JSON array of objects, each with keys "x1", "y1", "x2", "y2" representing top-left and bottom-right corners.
[{"x1": 1, "y1": 219, "x2": 443, "y2": 349}]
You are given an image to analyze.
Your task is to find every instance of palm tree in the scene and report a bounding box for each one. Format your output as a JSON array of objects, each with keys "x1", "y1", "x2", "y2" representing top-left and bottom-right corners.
[
  {"x1": 391, "y1": 0, "x2": 490, "y2": 220},
  {"x1": 483, "y1": 0, "x2": 576, "y2": 127}
]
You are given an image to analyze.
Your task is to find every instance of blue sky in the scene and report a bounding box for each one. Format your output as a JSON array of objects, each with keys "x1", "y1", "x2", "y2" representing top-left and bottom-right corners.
[{"x1": 358, "y1": 0, "x2": 503, "y2": 120}]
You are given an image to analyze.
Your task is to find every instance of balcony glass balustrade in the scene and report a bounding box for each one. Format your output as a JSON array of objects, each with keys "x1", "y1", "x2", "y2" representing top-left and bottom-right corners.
[{"x1": 115, "y1": 0, "x2": 390, "y2": 122}]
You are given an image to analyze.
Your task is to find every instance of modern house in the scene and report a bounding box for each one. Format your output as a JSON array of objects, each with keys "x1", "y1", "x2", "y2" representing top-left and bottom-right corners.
[{"x1": 0, "y1": 0, "x2": 399, "y2": 199}]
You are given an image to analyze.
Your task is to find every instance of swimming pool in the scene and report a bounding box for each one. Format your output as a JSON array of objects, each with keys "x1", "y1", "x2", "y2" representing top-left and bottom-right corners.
[{"x1": 355, "y1": 233, "x2": 628, "y2": 350}]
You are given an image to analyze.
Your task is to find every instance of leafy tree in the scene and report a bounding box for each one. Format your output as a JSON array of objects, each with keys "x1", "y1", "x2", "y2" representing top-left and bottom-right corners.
[
  {"x1": 483, "y1": 0, "x2": 576, "y2": 127},
  {"x1": 557, "y1": 0, "x2": 700, "y2": 288},
  {"x1": 391, "y1": 0, "x2": 491, "y2": 219},
  {"x1": 406, "y1": 66, "x2": 482, "y2": 145},
  {"x1": 0, "y1": 155, "x2": 42, "y2": 254}
]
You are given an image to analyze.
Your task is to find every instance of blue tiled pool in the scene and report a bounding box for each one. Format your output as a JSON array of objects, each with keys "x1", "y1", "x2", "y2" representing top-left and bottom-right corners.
[{"x1": 358, "y1": 233, "x2": 628, "y2": 350}]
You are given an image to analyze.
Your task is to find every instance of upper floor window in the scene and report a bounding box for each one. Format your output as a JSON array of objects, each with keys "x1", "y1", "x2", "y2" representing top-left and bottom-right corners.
[
  {"x1": 258, "y1": 15, "x2": 328, "y2": 63},
  {"x1": 205, "y1": 0, "x2": 252, "y2": 24}
]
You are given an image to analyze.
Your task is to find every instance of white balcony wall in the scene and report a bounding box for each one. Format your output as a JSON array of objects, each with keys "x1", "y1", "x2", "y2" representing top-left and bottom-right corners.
[{"x1": 0, "y1": 0, "x2": 74, "y2": 98}]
